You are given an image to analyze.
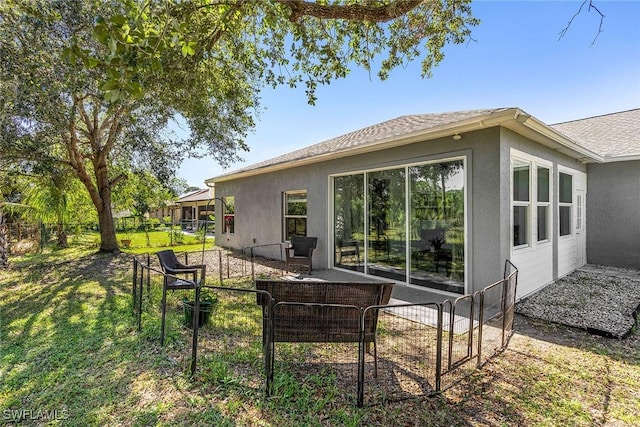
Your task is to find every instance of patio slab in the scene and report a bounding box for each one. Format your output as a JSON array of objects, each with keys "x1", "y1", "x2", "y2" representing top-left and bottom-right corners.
[{"x1": 284, "y1": 268, "x2": 452, "y2": 304}]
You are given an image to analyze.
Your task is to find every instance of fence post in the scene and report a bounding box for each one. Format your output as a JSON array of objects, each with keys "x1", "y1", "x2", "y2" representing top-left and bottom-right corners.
[
  {"x1": 476, "y1": 291, "x2": 485, "y2": 368},
  {"x1": 435, "y1": 303, "x2": 443, "y2": 392},
  {"x1": 250, "y1": 248, "x2": 255, "y2": 282},
  {"x1": 190, "y1": 282, "x2": 201, "y2": 376},
  {"x1": 218, "y1": 250, "x2": 223, "y2": 285},
  {"x1": 467, "y1": 295, "x2": 476, "y2": 360},
  {"x1": 132, "y1": 257, "x2": 138, "y2": 313},
  {"x1": 501, "y1": 278, "x2": 508, "y2": 348},
  {"x1": 146, "y1": 253, "x2": 151, "y2": 294},
  {"x1": 446, "y1": 300, "x2": 454, "y2": 370},
  {"x1": 226, "y1": 252, "x2": 230, "y2": 279},
  {"x1": 357, "y1": 307, "x2": 366, "y2": 407},
  {"x1": 138, "y1": 264, "x2": 144, "y2": 331}
]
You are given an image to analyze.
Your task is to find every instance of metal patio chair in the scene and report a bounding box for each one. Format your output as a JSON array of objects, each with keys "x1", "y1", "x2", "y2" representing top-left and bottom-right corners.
[{"x1": 156, "y1": 250, "x2": 206, "y2": 345}]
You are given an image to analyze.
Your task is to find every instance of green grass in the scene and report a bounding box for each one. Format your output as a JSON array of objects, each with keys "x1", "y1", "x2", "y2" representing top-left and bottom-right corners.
[
  {"x1": 117, "y1": 228, "x2": 213, "y2": 252},
  {"x1": 1, "y1": 240, "x2": 639, "y2": 426},
  {"x1": 54, "y1": 228, "x2": 215, "y2": 254}
]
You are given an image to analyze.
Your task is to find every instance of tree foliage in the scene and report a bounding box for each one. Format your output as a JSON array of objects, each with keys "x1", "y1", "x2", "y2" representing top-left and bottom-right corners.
[{"x1": 0, "y1": 0, "x2": 477, "y2": 252}]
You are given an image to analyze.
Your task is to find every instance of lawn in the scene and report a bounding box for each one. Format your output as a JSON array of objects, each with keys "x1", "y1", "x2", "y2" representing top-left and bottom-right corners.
[
  {"x1": 59, "y1": 228, "x2": 214, "y2": 254},
  {"x1": 1, "y1": 242, "x2": 638, "y2": 426}
]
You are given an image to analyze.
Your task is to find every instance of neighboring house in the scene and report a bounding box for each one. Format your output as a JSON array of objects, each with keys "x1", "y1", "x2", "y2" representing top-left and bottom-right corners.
[
  {"x1": 206, "y1": 108, "x2": 639, "y2": 300},
  {"x1": 175, "y1": 188, "x2": 215, "y2": 230},
  {"x1": 147, "y1": 201, "x2": 178, "y2": 223},
  {"x1": 148, "y1": 188, "x2": 215, "y2": 230}
]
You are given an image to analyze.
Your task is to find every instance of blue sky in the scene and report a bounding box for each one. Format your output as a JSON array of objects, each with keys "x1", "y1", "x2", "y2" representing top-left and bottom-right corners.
[{"x1": 178, "y1": 0, "x2": 640, "y2": 188}]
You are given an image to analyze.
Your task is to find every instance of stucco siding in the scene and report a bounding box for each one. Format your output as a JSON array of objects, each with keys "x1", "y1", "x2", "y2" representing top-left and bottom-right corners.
[
  {"x1": 469, "y1": 128, "x2": 503, "y2": 290},
  {"x1": 586, "y1": 161, "x2": 640, "y2": 268},
  {"x1": 215, "y1": 127, "x2": 510, "y2": 294}
]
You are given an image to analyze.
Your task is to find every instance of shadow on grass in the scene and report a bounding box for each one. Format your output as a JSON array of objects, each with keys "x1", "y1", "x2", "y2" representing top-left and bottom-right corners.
[
  {"x1": 4, "y1": 250, "x2": 636, "y2": 426},
  {"x1": 0, "y1": 251, "x2": 233, "y2": 426}
]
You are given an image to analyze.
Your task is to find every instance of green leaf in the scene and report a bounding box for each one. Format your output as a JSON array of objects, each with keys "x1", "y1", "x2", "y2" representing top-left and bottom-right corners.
[
  {"x1": 83, "y1": 57, "x2": 100, "y2": 68},
  {"x1": 100, "y1": 80, "x2": 121, "y2": 91},
  {"x1": 126, "y1": 82, "x2": 143, "y2": 99},
  {"x1": 181, "y1": 44, "x2": 195, "y2": 57},
  {"x1": 110, "y1": 15, "x2": 127, "y2": 26}
]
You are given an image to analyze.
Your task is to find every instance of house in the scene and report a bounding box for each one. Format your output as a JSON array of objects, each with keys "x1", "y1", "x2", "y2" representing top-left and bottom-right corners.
[
  {"x1": 205, "y1": 108, "x2": 639, "y2": 300},
  {"x1": 148, "y1": 188, "x2": 215, "y2": 230}
]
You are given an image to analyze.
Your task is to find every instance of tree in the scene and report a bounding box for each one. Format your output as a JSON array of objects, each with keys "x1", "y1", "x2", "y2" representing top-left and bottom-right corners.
[
  {"x1": 0, "y1": 0, "x2": 477, "y2": 252},
  {"x1": 20, "y1": 165, "x2": 96, "y2": 248},
  {"x1": 113, "y1": 169, "x2": 173, "y2": 247},
  {"x1": 0, "y1": 163, "x2": 28, "y2": 267}
]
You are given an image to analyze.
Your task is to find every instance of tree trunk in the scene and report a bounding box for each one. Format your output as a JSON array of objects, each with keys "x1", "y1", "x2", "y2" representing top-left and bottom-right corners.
[
  {"x1": 93, "y1": 151, "x2": 119, "y2": 253},
  {"x1": 0, "y1": 208, "x2": 8, "y2": 268},
  {"x1": 56, "y1": 212, "x2": 68, "y2": 249},
  {"x1": 98, "y1": 202, "x2": 119, "y2": 252}
]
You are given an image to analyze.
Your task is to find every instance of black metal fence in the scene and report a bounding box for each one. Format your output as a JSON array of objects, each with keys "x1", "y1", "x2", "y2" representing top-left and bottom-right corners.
[{"x1": 132, "y1": 253, "x2": 518, "y2": 407}]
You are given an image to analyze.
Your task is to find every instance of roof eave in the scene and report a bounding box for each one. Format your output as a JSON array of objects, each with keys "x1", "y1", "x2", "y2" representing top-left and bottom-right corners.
[
  {"x1": 206, "y1": 108, "x2": 606, "y2": 183},
  {"x1": 601, "y1": 154, "x2": 640, "y2": 162},
  {"x1": 208, "y1": 108, "x2": 527, "y2": 183},
  {"x1": 503, "y1": 115, "x2": 604, "y2": 163}
]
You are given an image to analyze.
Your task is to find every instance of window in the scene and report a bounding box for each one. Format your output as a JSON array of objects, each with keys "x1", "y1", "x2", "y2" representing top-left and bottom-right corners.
[
  {"x1": 283, "y1": 191, "x2": 307, "y2": 240},
  {"x1": 223, "y1": 196, "x2": 234, "y2": 234},
  {"x1": 559, "y1": 172, "x2": 572, "y2": 236},
  {"x1": 332, "y1": 157, "x2": 466, "y2": 294},
  {"x1": 537, "y1": 166, "x2": 550, "y2": 241},
  {"x1": 513, "y1": 159, "x2": 530, "y2": 247}
]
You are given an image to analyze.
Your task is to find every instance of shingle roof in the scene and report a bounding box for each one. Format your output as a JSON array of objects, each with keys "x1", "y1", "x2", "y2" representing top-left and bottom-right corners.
[
  {"x1": 209, "y1": 107, "x2": 640, "y2": 182},
  {"x1": 550, "y1": 109, "x2": 640, "y2": 158},
  {"x1": 178, "y1": 188, "x2": 212, "y2": 203},
  {"x1": 213, "y1": 108, "x2": 511, "y2": 179}
]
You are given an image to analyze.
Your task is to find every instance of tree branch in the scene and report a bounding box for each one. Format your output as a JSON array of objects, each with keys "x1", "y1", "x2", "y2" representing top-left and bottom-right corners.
[
  {"x1": 109, "y1": 173, "x2": 127, "y2": 188},
  {"x1": 587, "y1": 1, "x2": 605, "y2": 46},
  {"x1": 280, "y1": 0, "x2": 423, "y2": 23},
  {"x1": 559, "y1": 0, "x2": 605, "y2": 45}
]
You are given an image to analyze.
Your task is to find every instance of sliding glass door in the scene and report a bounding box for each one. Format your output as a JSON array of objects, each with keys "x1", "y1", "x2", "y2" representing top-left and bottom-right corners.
[
  {"x1": 408, "y1": 161, "x2": 464, "y2": 293},
  {"x1": 332, "y1": 157, "x2": 465, "y2": 294},
  {"x1": 334, "y1": 175, "x2": 365, "y2": 272},
  {"x1": 367, "y1": 168, "x2": 407, "y2": 282}
]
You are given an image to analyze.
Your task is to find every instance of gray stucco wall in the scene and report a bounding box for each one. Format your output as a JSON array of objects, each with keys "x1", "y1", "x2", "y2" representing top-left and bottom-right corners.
[
  {"x1": 586, "y1": 161, "x2": 640, "y2": 268},
  {"x1": 212, "y1": 126, "x2": 591, "y2": 295},
  {"x1": 214, "y1": 127, "x2": 508, "y2": 294}
]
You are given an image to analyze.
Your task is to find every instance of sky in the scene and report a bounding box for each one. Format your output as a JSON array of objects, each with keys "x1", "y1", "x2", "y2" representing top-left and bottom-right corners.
[{"x1": 177, "y1": 0, "x2": 640, "y2": 188}]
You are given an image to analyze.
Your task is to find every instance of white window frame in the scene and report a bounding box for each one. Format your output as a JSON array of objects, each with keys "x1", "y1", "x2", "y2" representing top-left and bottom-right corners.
[
  {"x1": 558, "y1": 170, "x2": 573, "y2": 238},
  {"x1": 537, "y1": 165, "x2": 551, "y2": 243},
  {"x1": 328, "y1": 154, "x2": 468, "y2": 293},
  {"x1": 223, "y1": 196, "x2": 235, "y2": 235},
  {"x1": 283, "y1": 190, "x2": 307, "y2": 241},
  {"x1": 511, "y1": 150, "x2": 554, "y2": 250},
  {"x1": 512, "y1": 157, "x2": 531, "y2": 249}
]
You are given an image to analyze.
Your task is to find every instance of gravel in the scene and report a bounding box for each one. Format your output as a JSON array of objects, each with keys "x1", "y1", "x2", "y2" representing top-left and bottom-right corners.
[{"x1": 516, "y1": 265, "x2": 640, "y2": 338}]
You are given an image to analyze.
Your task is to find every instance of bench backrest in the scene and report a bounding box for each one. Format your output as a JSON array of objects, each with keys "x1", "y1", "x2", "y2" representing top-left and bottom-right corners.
[{"x1": 255, "y1": 280, "x2": 393, "y2": 343}]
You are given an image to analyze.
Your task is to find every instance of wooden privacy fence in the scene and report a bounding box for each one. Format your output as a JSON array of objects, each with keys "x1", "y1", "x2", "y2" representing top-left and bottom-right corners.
[{"x1": 132, "y1": 255, "x2": 518, "y2": 407}]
